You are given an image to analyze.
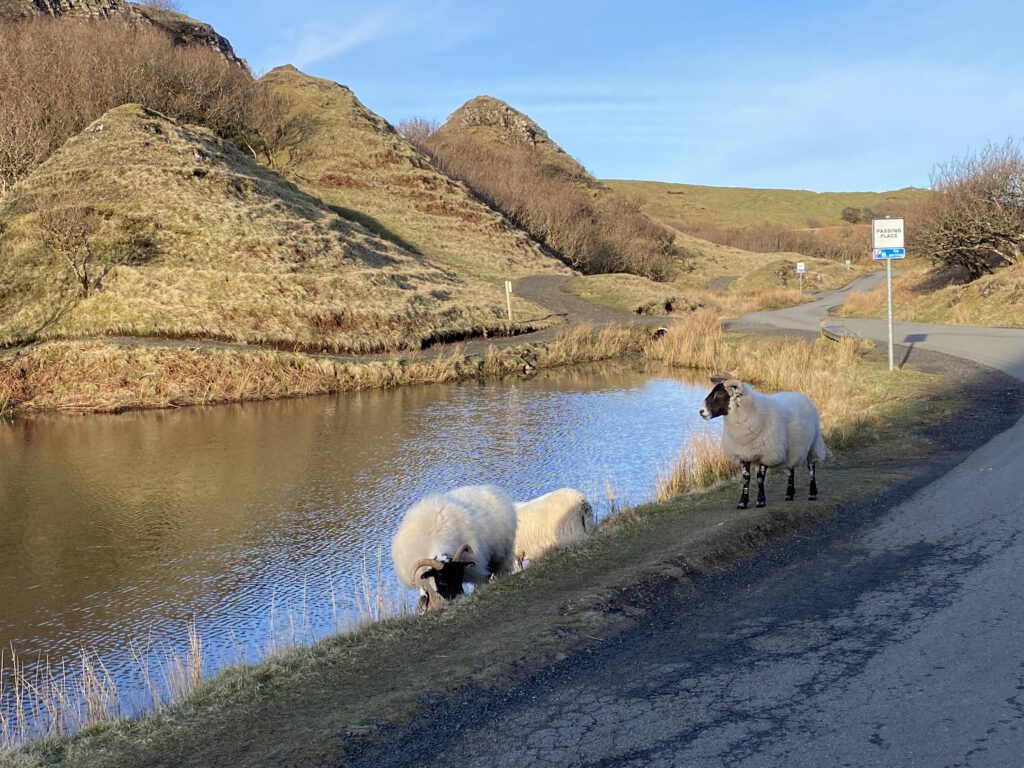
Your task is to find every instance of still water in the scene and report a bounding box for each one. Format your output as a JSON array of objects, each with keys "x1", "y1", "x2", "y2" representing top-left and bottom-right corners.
[{"x1": 0, "y1": 362, "x2": 717, "y2": 712}]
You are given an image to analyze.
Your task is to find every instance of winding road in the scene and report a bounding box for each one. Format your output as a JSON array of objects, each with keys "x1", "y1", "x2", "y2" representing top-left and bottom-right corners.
[{"x1": 347, "y1": 273, "x2": 1024, "y2": 767}]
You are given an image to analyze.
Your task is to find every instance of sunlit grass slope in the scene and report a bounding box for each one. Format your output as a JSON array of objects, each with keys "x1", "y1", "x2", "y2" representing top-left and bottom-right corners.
[
  {"x1": 605, "y1": 180, "x2": 926, "y2": 230},
  {"x1": 255, "y1": 66, "x2": 570, "y2": 289},
  {"x1": 0, "y1": 104, "x2": 533, "y2": 353}
]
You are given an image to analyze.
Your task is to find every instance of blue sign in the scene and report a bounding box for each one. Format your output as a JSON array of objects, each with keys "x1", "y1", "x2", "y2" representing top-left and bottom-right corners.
[{"x1": 873, "y1": 247, "x2": 906, "y2": 260}]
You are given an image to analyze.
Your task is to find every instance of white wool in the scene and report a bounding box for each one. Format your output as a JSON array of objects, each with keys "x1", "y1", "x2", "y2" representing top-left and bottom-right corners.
[
  {"x1": 513, "y1": 488, "x2": 593, "y2": 568},
  {"x1": 720, "y1": 383, "x2": 826, "y2": 469},
  {"x1": 390, "y1": 485, "x2": 517, "y2": 589}
]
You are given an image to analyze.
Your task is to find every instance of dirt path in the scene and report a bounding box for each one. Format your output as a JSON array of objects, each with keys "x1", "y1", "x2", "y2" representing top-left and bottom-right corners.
[{"x1": 343, "y1": 279, "x2": 1024, "y2": 768}]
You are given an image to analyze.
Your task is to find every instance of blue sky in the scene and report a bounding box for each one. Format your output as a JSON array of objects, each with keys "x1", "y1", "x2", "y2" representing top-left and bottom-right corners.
[{"x1": 184, "y1": 0, "x2": 1023, "y2": 192}]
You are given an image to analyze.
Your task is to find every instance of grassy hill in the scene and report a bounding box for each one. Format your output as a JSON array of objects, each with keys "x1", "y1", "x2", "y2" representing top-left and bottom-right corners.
[
  {"x1": 422, "y1": 96, "x2": 678, "y2": 280},
  {"x1": 255, "y1": 67, "x2": 569, "y2": 289},
  {"x1": 0, "y1": 104, "x2": 540, "y2": 354},
  {"x1": 605, "y1": 180, "x2": 925, "y2": 230}
]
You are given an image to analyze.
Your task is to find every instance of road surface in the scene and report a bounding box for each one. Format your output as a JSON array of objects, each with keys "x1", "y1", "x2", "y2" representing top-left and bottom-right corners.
[{"x1": 346, "y1": 274, "x2": 1024, "y2": 768}]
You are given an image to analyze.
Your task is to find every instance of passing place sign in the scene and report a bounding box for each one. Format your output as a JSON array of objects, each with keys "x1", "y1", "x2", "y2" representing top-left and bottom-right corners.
[{"x1": 872, "y1": 218, "x2": 904, "y2": 249}]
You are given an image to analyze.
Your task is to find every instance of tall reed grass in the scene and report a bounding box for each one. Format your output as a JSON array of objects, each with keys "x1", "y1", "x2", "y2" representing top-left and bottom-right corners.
[{"x1": 0, "y1": 547, "x2": 411, "y2": 750}]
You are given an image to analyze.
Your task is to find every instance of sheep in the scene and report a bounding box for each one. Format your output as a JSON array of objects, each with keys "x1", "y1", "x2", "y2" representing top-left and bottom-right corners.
[
  {"x1": 699, "y1": 377, "x2": 825, "y2": 509},
  {"x1": 513, "y1": 488, "x2": 594, "y2": 570},
  {"x1": 390, "y1": 484, "x2": 517, "y2": 612}
]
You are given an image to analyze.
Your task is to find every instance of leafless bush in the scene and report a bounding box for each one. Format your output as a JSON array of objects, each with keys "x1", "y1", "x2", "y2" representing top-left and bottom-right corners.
[
  {"x1": 395, "y1": 117, "x2": 440, "y2": 152},
  {"x1": 910, "y1": 140, "x2": 1024, "y2": 279},
  {"x1": 0, "y1": 17, "x2": 265, "y2": 194},
  {"x1": 136, "y1": 0, "x2": 186, "y2": 10},
  {"x1": 423, "y1": 134, "x2": 677, "y2": 280},
  {"x1": 35, "y1": 188, "x2": 160, "y2": 297}
]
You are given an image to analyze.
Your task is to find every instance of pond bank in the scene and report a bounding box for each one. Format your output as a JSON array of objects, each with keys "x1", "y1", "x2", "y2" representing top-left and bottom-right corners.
[{"x1": 11, "y1": 338, "x2": 1016, "y2": 767}]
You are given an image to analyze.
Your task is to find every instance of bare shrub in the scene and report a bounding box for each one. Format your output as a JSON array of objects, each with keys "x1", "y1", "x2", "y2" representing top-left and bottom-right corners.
[
  {"x1": 910, "y1": 140, "x2": 1024, "y2": 279},
  {"x1": 395, "y1": 117, "x2": 439, "y2": 152},
  {"x1": 0, "y1": 17, "x2": 265, "y2": 194},
  {"x1": 423, "y1": 134, "x2": 678, "y2": 280}
]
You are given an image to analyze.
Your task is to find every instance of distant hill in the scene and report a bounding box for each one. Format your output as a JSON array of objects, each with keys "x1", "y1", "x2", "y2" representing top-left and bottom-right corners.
[
  {"x1": 255, "y1": 67, "x2": 569, "y2": 287},
  {"x1": 0, "y1": 104, "x2": 533, "y2": 353},
  {"x1": 605, "y1": 180, "x2": 926, "y2": 231},
  {"x1": 0, "y1": 0, "x2": 244, "y2": 65}
]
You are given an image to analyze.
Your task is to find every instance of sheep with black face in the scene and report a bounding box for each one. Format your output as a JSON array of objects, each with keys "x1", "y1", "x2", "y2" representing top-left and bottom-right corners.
[
  {"x1": 700, "y1": 378, "x2": 825, "y2": 508},
  {"x1": 391, "y1": 485, "x2": 517, "y2": 612}
]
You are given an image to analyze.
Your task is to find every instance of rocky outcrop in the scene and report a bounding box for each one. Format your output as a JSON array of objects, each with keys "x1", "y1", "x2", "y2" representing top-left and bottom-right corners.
[{"x1": 0, "y1": 0, "x2": 244, "y2": 66}]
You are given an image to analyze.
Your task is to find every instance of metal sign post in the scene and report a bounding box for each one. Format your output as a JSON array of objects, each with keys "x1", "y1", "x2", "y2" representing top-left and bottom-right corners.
[
  {"x1": 505, "y1": 280, "x2": 513, "y2": 323},
  {"x1": 871, "y1": 218, "x2": 906, "y2": 371},
  {"x1": 796, "y1": 261, "x2": 805, "y2": 293}
]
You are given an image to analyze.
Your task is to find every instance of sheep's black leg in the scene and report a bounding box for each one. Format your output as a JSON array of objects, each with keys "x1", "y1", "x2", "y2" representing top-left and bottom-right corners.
[
  {"x1": 738, "y1": 461, "x2": 751, "y2": 509},
  {"x1": 785, "y1": 467, "x2": 795, "y2": 501},
  {"x1": 808, "y1": 460, "x2": 818, "y2": 501},
  {"x1": 756, "y1": 465, "x2": 767, "y2": 508}
]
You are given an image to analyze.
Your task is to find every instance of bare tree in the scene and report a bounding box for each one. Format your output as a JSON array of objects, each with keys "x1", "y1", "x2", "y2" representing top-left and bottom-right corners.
[
  {"x1": 395, "y1": 117, "x2": 439, "y2": 152},
  {"x1": 911, "y1": 140, "x2": 1024, "y2": 279}
]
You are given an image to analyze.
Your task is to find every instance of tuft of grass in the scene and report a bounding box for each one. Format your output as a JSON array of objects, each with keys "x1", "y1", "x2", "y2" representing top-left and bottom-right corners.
[{"x1": 654, "y1": 430, "x2": 734, "y2": 501}]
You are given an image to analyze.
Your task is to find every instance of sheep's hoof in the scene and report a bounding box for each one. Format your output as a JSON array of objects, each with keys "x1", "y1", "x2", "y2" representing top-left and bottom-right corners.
[
  {"x1": 755, "y1": 500, "x2": 766, "y2": 508},
  {"x1": 736, "y1": 501, "x2": 748, "y2": 509},
  {"x1": 808, "y1": 494, "x2": 817, "y2": 501},
  {"x1": 784, "y1": 493, "x2": 794, "y2": 501}
]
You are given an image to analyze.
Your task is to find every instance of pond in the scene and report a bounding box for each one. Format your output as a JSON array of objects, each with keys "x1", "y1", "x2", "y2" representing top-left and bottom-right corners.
[{"x1": 0, "y1": 361, "x2": 718, "y2": 729}]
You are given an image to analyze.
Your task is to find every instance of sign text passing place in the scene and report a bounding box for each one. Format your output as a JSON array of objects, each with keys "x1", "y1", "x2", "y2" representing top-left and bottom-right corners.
[{"x1": 872, "y1": 218, "x2": 904, "y2": 248}]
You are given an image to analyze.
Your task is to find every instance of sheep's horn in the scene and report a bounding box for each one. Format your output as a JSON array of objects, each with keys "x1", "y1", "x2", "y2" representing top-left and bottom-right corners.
[
  {"x1": 723, "y1": 378, "x2": 743, "y2": 391},
  {"x1": 710, "y1": 372, "x2": 734, "y2": 383},
  {"x1": 413, "y1": 557, "x2": 445, "y2": 577},
  {"x1": 452, "y1": 544, "x2": 474, "y2": 563}
]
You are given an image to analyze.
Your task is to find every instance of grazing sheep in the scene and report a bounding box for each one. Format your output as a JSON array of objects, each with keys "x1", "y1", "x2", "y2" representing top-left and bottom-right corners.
[
  {"x1": 390, "y1": 485, "x2": 517, "y2": 612},
  {"x1": 699, "y1": 378, "x2": 825, "y2": 509},
  {"x1": 513, "y1": 488, "x2": 594, "y2": 569}
]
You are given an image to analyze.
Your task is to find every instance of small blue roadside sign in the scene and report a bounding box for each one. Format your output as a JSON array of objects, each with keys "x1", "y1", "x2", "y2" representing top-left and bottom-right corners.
[{"x1": 873, "y1": 247, "x2": 906, "y2": 260}]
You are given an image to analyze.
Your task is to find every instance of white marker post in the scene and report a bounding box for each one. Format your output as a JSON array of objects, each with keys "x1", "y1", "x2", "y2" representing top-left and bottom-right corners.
[
  {"x1": 796, "y1": 261, "x2": 806, "y2": 293},
  {"x1": 871, "y1": 218, "x2": 906, "y2": 372},
  {"x1": 505, "y1": 280, "x2": 513, "y2": 323}
]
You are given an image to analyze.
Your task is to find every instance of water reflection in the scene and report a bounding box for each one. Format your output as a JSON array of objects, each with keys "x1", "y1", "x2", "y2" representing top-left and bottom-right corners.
[{"x1": 0, "y1": 361, "x2": 717, "y2": 697}]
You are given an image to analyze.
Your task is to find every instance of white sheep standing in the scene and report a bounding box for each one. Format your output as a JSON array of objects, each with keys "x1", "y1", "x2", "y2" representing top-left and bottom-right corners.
[
  {"x1": 699, "y1": 377, "x2": 826, "y2": 509},
  {"x1": 513, "y1": 487, "x2": 594, "y2": 570},
  {"x1": 390, "y1": 484, "x2": 517, "y2": 612}
]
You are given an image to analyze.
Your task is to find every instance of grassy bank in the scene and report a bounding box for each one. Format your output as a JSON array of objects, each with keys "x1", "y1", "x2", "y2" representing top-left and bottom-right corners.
[
  {"x1": 838, "y1": 261, "x2": 1024, "y2": 327},
  {"x1": 1, "y1": 310, "x2": 970, "y2": 767},
  {"x1": 0, "y1": 323, "x2": 648, "y2": 418}
]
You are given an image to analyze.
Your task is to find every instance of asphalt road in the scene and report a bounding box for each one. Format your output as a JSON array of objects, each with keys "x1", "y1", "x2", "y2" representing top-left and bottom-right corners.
[{"x1": 345, "y1": 275, "x2": 1024, "y2": 768}]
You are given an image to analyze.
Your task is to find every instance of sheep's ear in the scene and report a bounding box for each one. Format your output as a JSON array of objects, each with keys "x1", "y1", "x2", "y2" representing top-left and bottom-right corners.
[{"x1": 723, "y1": 378, "x2": 743, "y2": 396}]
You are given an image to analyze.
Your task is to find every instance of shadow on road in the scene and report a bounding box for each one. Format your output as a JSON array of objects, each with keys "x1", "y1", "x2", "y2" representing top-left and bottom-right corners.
[{"x1": 900, "y1": 333, "x2": 928, "y2": 368}]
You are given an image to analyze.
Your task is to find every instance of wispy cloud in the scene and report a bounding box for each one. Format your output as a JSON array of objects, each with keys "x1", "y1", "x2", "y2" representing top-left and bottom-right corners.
[{"x1": 267, "y1": 1, "x2": 477, "y2": 69}]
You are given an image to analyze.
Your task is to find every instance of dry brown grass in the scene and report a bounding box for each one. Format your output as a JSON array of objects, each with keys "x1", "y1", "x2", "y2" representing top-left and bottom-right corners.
[
  {"x1": 0, "y1": 104, "x2": 552, "y2": 353},
  {"x1": 654, "y1": 430, "x2": 734, "y2": 501},
  {"x1": 0, "y1": 321, "x2": 650, "y2": 415},
  {"x1": 838, "y1": 261, "x2": 1024, "y2": 327}
]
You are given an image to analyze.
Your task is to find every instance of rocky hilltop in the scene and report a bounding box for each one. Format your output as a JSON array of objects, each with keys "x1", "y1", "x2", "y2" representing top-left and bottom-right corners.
[
  {"x1": 0, "y1": 0, "x2": 243, "y2": 65},
  {"x1": 435, "y1": 95, "x2": 594, "y2": 183}
]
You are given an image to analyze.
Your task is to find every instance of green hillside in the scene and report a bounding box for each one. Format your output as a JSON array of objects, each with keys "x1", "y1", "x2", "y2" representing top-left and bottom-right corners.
[{"x1": 606, "y1": 180, "x2": 925, "y2": 230}]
